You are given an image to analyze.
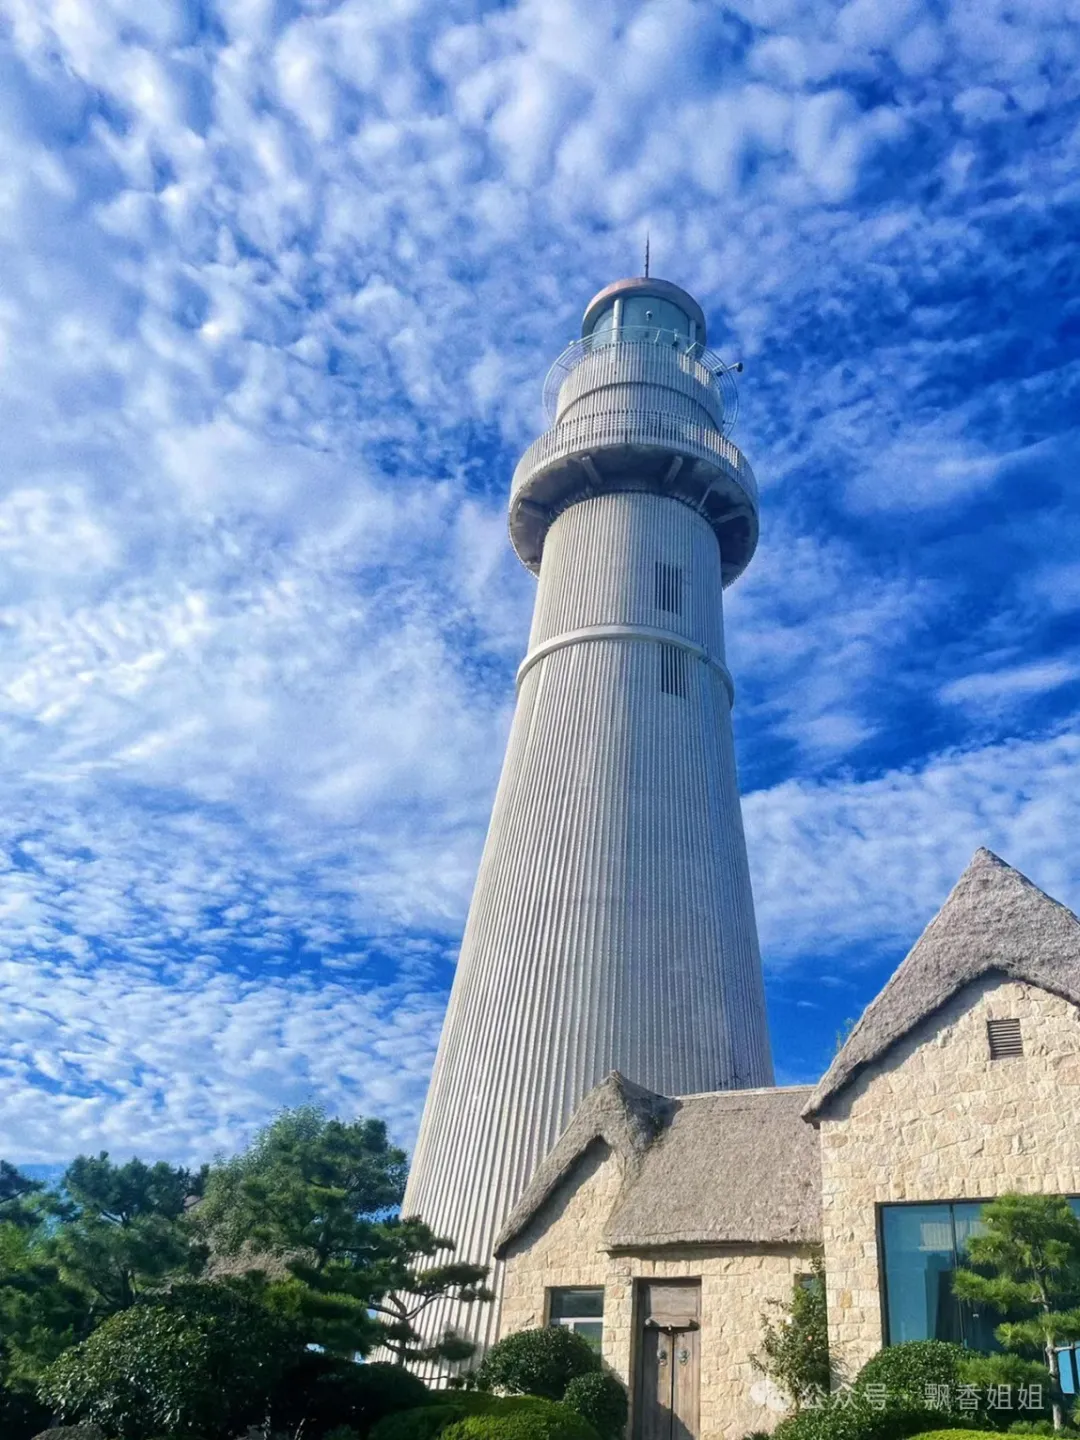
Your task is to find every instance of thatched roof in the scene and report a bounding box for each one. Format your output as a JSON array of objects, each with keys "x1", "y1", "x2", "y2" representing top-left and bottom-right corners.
[
  {"x1": 494, "y1": 1074, "x2": 820, "y2": 1257},
  {"x1": 605, "y1": 1085, "x2": 820, "y2": 1248},
  {"x1": 803, "y1": 848, "x2": 1080, "y2": 1121}
]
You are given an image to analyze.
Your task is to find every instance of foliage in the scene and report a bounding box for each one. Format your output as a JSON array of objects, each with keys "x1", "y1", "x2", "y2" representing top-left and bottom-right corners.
[
  {"x1": 364, "y1": 1215, "x2": 493, "y2": 1368},
  {"x1": 44, "y1": 1154, "x2": 208, "y2": 1319},
  {"x1": 0, "y1": 1171, "x2": 96, "y2": 1434},
  {"x1": 269, "y1": 1352, "x2": 430, "y2": 1439},
  {"x1": 751, "y1": 1253, "x2": 830, "y2": 1413},
  {"x1": 38, "y1": 1281, "x2": 301, "y2": 1440},
  {"x1": 475, "y1": 1328, "x2": 601, "y2": 1400},
  {"x1": 953, "y1": 1194, "x2": 1080, "y2": 1430},
  {"x1": 0, "y1": 1163, "x2": 46, "y2": 1229},
  {"x1": 194, "y1": 1106, "x2": 408, "y2": 1356},
  {"x1": 771, "y1": 1390, "x2": 942, "y2": 1440},
  {"x1": 856, "y1": 1342, "x2": 969, "y2": 1408},
  {"x1": 560, "y1": 1372, "x2": 628, "y2": 1440},
  {"x1": 441, "y1": 1397, "x2": 600, "y2": 1440},
  {"x1": 370, "y1": 1396, "x2": 508, "y2": 1440}
]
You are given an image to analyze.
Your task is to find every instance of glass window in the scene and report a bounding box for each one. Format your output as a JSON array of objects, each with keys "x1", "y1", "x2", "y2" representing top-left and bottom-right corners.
[
  {"x1": 549, "y1": 1287, "x2": 603, "y2": 1351},
  {"x1": 881, "y1": 1199, "x2": 1080, "y2": 1349}
]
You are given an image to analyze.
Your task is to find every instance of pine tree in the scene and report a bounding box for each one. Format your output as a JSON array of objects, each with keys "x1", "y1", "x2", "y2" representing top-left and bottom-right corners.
[{"x1": 952, "y1": 1192, "x2": 1080, "y2": 1431}]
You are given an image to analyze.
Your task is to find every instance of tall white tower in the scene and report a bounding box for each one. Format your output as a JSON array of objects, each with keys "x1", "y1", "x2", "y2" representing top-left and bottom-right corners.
[{"x1": 403, "y1": 276, "x2": 772, "y2": 1367}]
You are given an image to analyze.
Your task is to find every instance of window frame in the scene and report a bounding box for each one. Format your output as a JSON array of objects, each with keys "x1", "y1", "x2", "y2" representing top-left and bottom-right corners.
[
  {"x1": 877, "y1": 1196, "x2": 1080, "y2": 1350},
  {"x1": 546, "y1": 1285, "x2": 604, "y2": 1352}
]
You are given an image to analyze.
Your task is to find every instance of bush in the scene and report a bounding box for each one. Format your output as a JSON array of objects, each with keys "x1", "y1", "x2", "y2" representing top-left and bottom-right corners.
[
  {"x1": 856, "y1": 1342, "x2": 969, "y2": 1409},
  {"x1": 370, "y1": 1395, "x2": 505, "y2": 1440},
  {"x1": 271, "y1": 1354, "x2": 430, "y2": 1439},
  {"x1": 476, "y1": 1329, "x2": 600, "y2": 1401},
  {"x1": 771, "y1": 1391, "x2": 940, "y2": 1440},
  {"x1": 561, "y1": 1374, "x2": 628, "y2": 1440},
  {"x1": 441, "y1": 1397, "x2": 599, "y2": 1440},
  {"x1": 38, "y1": 1283, "x2": 301, "y2": 1440}
]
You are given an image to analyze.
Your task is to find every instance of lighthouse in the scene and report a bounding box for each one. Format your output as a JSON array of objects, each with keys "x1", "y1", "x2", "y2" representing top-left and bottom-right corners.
[{"x1": 402, "y1": 276, "x2": 773, "y2": 1368}]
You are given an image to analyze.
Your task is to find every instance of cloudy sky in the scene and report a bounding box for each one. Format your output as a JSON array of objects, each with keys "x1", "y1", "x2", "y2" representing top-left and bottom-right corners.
[{"x1": 1, "y1": 0, "x2": 1078, "y2": 1169}]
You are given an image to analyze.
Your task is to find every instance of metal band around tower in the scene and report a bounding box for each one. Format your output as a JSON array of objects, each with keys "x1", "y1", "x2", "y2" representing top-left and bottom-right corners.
[{"x1": 516, "y1": 623, "x2": 736, "y2": 706}]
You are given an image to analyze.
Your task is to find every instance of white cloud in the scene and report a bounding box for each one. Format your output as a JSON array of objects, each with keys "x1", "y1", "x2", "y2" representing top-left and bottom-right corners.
[
  {"x1": 940, "y1": 659, "x2": 1080, "y2": 708},
  {"x1": 745, "y1": 728, "x2": 1080, "y2": 965}
]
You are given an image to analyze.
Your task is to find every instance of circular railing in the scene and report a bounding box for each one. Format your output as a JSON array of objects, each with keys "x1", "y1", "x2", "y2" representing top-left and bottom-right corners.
[
  {"x1": 512, "y1": 407, "x2": 758, "y2": 510},
  {"x1": 542, "y1": 327, "x2": 741, "y2": 435}
]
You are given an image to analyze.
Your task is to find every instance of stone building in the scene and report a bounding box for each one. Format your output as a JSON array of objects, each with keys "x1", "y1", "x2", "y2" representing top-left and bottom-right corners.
[{"x1": 492, "y1": 848, "x2": 1080, "y2": 1440}]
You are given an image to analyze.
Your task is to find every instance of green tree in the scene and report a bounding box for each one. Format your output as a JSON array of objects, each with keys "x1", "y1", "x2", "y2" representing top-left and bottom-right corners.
[
  {"x1": 751, "y1": 1252, "x2": 831, "y2": 1413},
  {"x1": 0, "y1": 1162, "x2": 45, "y2": 1228},
  {"x1": 361, "y1": 1216, "x2": 493, "y2": 1368},
  {"x1": 952, "y1": 1192, "x2": 1080, "y2": 1430},
  {"x1": 0, "y1": 1165, "x2": 93, "y2": 1428},
  {"x1": 194, "y1": 1106, "x2": 409, "y2": 1355},
  {"x1": 44, "y1": 1154, "x2": 207, "y2": 1318},
  {"x1": 38, "y1": 1281, "x2": 301, "y2": 1440}
]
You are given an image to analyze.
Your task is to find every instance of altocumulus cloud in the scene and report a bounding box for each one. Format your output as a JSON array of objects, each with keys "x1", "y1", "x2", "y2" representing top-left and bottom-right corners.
[{"x1": 0, "y1": 0, "x2": 1078, "y2": 1161}]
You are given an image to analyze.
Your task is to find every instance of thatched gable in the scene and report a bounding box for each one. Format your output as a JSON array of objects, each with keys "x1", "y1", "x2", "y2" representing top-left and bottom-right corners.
[
  {"x1": 494, "y1": 1071, "x2": 672, "y2": 1258},
  {"x1": 803, "y1": 848, "x2": 1080, "y2": 1121},
  {"x1": 494, "y1": 1074, "x2": 820, "y2": 1257}
]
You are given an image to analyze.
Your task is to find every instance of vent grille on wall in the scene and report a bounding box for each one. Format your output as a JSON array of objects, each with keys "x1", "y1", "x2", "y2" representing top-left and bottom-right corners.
[
  {"x1": 655, "y1": 561, "x2": 683, "y2": 615},
  {"x1": 659, "y1": 645, "x2": 687, "y2": 697},
  {"x1": 987, "y1": 1017, "x2": 1023, "y2": 1060}
]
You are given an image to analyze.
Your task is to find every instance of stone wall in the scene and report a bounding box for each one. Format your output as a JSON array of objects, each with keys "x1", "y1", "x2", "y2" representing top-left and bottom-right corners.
[
  {"x1": 501, "y1": 1139, "x2": 815, "y2": 1440},
  {"x1": 819, "y1": 977, "x2": 1080, "y2": 1378}
]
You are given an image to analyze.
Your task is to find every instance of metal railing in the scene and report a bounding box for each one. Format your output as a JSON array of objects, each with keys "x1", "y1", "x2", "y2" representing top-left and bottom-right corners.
[
  {"x1": 512, "y1": 407, "x2": 758, "y2": 509},
  {"x1": 542, "y1": 326, "x2": 741, "y2": 434}
]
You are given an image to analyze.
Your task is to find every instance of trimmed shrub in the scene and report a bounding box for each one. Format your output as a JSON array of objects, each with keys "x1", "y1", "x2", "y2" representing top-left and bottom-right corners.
[
  {"x1": 910, "y1": 1433, "x2": 1006, "y2": 1440},
  {"x1": 271, "y1": 1354, "x2": 430, "y2": 1439},
  {"x1": 441, "y1": 1397, "x2": 600, "y2": 1440},
  {"x1": 771, "y1": 1391, "x2": 941, "y2": 1440},
  {"x1": 856, "y1": 1342, "x2": 969, "y2": 1409},
  {"x1": 476, "y1": 1329, "x2": 600, "y2": 1401},
  {"x1": 561, "y1": 1374, "x2": 628, "y2": 1440},
  {"x1": 370, "y1": 1394, "x2": 506, "y2": 1440}
]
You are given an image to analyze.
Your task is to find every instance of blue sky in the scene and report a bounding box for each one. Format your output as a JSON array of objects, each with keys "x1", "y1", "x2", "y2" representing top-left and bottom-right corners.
[{"x1": 0, "y1": 0, "x2": 1078, "y2": 1167}]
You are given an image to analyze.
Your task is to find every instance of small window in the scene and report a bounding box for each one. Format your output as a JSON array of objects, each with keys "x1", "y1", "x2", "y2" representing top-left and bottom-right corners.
[
  {"x1": 654, "y1": 561, "x2": 683, "y2": 615},
  {"x1": 659, "y1": 645, "x2": 686, "y2": 697},
  {"x1": 987, "y1": 1018, "x2": 1023, "y2": 1059},
  {"x1": 549, "y1": 1287, "x2": 603, "y2": 1352}
]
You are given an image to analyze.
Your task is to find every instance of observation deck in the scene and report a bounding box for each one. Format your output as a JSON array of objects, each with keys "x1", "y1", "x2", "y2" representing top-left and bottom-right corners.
[{"x1": 510, "y1": 278, "x2": 759, "y2": 587}]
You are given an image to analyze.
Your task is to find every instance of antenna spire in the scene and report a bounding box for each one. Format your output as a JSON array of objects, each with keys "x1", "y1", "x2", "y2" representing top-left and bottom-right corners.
[{"x1": 644, "y1": 232, "x2": 650, "y2": 278}]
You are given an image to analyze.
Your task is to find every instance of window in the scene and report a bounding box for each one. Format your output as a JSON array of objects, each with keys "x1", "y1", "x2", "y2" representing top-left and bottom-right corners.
[
  {"x1": 881, "y1": 1199, "x2": 1080, "y2": 1349},
  {"x1": 659, "y1": 645, "x2": 686, "y2": 697},
  {"x1": 987, "y1": 1018, "x2": 1023, "y2": 1059},
  {"x1": 548, "y1": 1287, "x2": 603, "y2": 1352},
  {"x1": 655, "y1": 561, "x2": 683, "y2": 615},
  {"x1": 1060, "y1": 1347, "x2": 1080, "y2": 1396}
]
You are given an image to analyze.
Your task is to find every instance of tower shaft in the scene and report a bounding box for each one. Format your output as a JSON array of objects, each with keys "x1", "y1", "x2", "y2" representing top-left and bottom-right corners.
[{"x1": 400, "y1": 278, "x2": 771, "y2": 1371}]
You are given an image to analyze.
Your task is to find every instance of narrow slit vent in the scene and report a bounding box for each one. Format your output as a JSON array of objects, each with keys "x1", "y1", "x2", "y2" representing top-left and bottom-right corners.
[
  {"x1": 655, "y1": 561, "x2": 683, "y2": 615},
  {"x1": 659, "y1": 645, "x2": 686, "y2": 697},
  {"x1": 987, "y1": 1018, "x2": 1023, "y2": 1060}
]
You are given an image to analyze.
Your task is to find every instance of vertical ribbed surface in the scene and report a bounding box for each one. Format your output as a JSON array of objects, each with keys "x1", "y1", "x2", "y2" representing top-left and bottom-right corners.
[{"x1": 400, "y1": 491, "x2": 772, "y2": 1377}]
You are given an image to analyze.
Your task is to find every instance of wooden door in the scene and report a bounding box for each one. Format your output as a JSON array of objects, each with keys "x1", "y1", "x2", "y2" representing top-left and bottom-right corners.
[{"x1": 636, "y1": 1283, "x2": 700, "y2": 1440}]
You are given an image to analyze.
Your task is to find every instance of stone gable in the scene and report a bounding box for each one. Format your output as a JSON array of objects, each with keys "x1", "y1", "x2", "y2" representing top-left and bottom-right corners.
[{"x1": 819, "y1": 974, "x2": 1080, "y2": 1376}]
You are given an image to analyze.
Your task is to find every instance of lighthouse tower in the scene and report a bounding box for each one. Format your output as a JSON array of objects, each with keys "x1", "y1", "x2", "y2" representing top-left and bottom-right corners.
[{"x1": 402, "y1": 276, "x2": 773, "y2": 1367}]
